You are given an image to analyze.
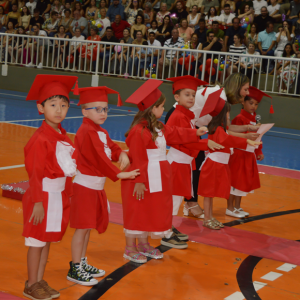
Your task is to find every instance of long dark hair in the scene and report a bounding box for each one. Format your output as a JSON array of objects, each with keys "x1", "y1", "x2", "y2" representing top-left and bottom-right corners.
[
  {"x1": 207, "y1": 101, "x2": 231, "y2": 135},
  {"x1": 125, "y1": 94, "x2": 166, "y2": 141},
  {"x1": 207, "y1": 6, "x2": 217, "y2": 18},
  {"x1": 282, "y1": 43, "x2": 295, "y2": 57}
]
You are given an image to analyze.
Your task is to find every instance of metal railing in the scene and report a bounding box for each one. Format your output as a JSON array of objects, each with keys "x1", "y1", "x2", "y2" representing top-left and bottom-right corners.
[{"x1": 1, "y1": 32, "x2": 300, "y2": 96}]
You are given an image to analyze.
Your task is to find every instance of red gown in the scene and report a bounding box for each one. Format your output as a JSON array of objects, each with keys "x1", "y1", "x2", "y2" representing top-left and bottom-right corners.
[
  {"x1": 121, "y1": 121, "x2": 199, "y2": 234},
  {"x1": 22, "y1": 121, "x2": 76, "y2": 242},
  {"x1": 229, "y1": 109, "x2": 262, "y2": 193},
  {"x1": 70, "y1": 117, "x2": 123, "y2": 234},
  {"x1": 166, "y1": 105, "x2": 209, "y2": 198},
  {"x1": 198, "y1": 126, "x2": 248, "y2": 199}
]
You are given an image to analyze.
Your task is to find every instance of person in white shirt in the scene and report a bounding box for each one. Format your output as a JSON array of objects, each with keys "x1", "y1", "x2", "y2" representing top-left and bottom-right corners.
[
  {"x1": 26, "y1": 0, "x2": 37, "y2": 17},
  {"x1": 267, "y1": 0, "x2": 281, "y2": 22},
  {"x1": 186, "y1": 0, "x2": 203, "y2": 12},
  {"x1": 218, "y1": 4, "x2": 235, "y2": 26},
  {"x1": 69, "y1": 27, "x2": 85, "y2": 69},
  {"x1": 253, "y1": 0, "x2": 268, "y2": 16},
  {"x1": 148, "y1": 31, "x2": 161, "y2": 66},
  {"x1": 97, "y1": 7, "x2": 111, "y2": 38}
]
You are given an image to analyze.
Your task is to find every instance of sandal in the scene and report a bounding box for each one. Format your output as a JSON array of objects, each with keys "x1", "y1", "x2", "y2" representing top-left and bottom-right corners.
[
  {"x1": 138, "y1": 243, "x2": 163, "y2": 259},
  {"x1": 183, "y1": 204, "x2": 204, "y2": 219},
  {"x1": 123, "y1": 245, "x2": 147, "y2": 264},
  {"x1": 212, "y1": 218, "x2": 224, "y2": 228},
  {"x1": 203, "y1": 219, "x2": 220, "y2": 230}
]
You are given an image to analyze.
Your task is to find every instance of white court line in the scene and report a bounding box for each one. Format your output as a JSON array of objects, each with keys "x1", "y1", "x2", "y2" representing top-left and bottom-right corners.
[
  {"x1": 253, "y1": 281, "x2": 267, "y2": 291},
  {"x1": 269, "y1": 130, "x2": 300, "y2": 137},
  {"x1": 261, "y1": 272, "x2": 283, "y2": 281},
  {"x1": 0, "y1": 164, "x2": 25, "y2": 170},
  {"x1": 224, "y1": 291, "x2": 245, "y2": 300},
  {"x1": 277, "y1": 263, "x2": 297, "y2": 272}
]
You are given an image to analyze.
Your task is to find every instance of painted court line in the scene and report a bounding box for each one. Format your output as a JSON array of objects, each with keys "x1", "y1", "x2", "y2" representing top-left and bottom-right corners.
[
  {"x1": 276, "y1": 263, "x2": 297, "y2": 272},
  {"x1": 0, "y1": 164, "x2": 25, "y2": 171},
  {"x1": 261, "y1": 272, "x2": 283, "y2": 281},
  {"x1": 224, "y1": 291, "x2": 245, "y2": 300},
  {"x1": 253, "y1": 281, "x2": 267, "y2": 291}
]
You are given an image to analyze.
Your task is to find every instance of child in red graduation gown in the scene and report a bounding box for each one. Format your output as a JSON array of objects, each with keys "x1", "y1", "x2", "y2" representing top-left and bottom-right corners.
[
  {"x1": 122, "y1": 79, "x2": 208, "y2": 263},
  {"x1": 23, "y1": 75, "x2": 78, "y2": 300},
  {"x1": 197, "y1": 88, "x2": 262, "y2": 230},
  {"x1": 227, "y1": 86, "x2": 271, "y2": 218},
  {"x1": 68, "y1": 87, "x2": 139, "y2": 286},
  {"x1": 165, "y1": 75, "x2": 224, "y2": 244}
]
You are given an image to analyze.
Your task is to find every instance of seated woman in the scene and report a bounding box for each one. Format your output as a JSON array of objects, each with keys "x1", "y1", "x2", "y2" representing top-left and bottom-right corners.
[
  {"x1": 240, "y1": 42, "x2": 261, "y2": 81},
  {"x1": 205, "y1": 6, "x2": 218, "y2": 30},
  {"x1": 275, "y1": 21, "x2": 293, "y2": 57},
  {"x1": 18, "y1": 6, "x2": 31, "y2": 32},
  {"x1": 143, "y1": 2, "x2": 154, "y2": 27},
  {"x1": 238, "y1": 4, "x2": 254, "y2": 25},
  {"x1": 7, "y1": 26, "x2": 27, "y2": 63},
  {"x1": 275, "y1": 43, "x2": 297, "y2": 93},
  {"x1": 178, "y1": 18, "x2": 194, "y2": 43},
  {"x1": 187, "y1": 5, "x2": 201, "y2": 30},
  {"x1": 59, "y1": 8, "x2": 73, "y2": 38},
  {"x1": 82, "y1": 25, "x2": 100, "y2": 71},
  {"x1": 156, "y1": 3, "x2": 170, "y2": 26},
  {"x1": 130, "y1": 14, "x2": 147, "y2": 39},
  {"x1": 86, "y1": 0, "x2": 98, "y2": 31},
  {"x1": 156, "y1": 15, "x2": 172, "y2": 46},
  {"x1": 227, "y1": 34, "x2": 246, "y2": 75},
  {"x1": 125, "y1": 0, "x2": 143, "y2": 26},
  {"x1": 53, "y1": 25, "x2": 69, "y2": 69},
  {"x1": 3, "y1": 21, "x2": 16, "y2": 56},
  {"x1": 69, "y1": 27, "x2": 85, "y2": 70},
  {"x1": 148, "y1": 20, "x2": 158, "y2": 35},
  {"x1": 244, "y1": 23, "x2": 258, "y2": 48},
  {"x1": 51, "y1": 0, "x2": 64, "y2": 18}
]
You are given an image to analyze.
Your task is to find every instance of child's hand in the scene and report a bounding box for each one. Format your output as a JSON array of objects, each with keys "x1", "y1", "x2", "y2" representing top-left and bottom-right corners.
[
  {"x1": 29, "y1": 202, "x2": 45, "y2": 226},
  {"x1": 247, "y1": 140, "x2": 262, "y2": 147},
  {"x1": 133, "y1": 182, "x2": 147, "y2": 200},
  {"x1": 248, "y1": 124, "x2": 260, "y2": 132},
  {"x1": 118, "y1": 151, "x2": 130, "y2": 170},
  {"x1": 257, "y1": 154, "x2": 264, "y2": 161},
  {"x1": 207, "y1": 140, "x2": 224, "y2": 151},
  {"x1": 117, "y1": 169, "x2": 140, "y2": 179},
  {"x1": 197, "y1": 126, "x2": 208, "y2": 136},
  {"x1": 246, "y1": 132, "x2": 260, "y2": 140}
]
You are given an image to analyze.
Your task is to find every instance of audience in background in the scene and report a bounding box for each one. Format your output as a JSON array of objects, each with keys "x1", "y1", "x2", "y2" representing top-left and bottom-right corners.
[
  {"x1": 187, "y1": 5, "x2": 201, "y2": 29},
  {"x1": 275, "y1": 21, "x2": 293, "y2": 56},
  {"x1": 240, "y1": 41, "x2": 261, "y2": 80},
  {"x1": 254, "y1": 6, "x2": 273, "y2": 33},
  {"x1": 156, "y1": 2, "x2": 170, "y2": 26},
  {"x1": 224, "y1": 17, "x2": 245, "y2": 51},
  {"x1": 70, "y1": 11, "x2": 88, "y2": 38},
  {"x1": 106, "y1": 0, "x2": 125, "y2": 22}
]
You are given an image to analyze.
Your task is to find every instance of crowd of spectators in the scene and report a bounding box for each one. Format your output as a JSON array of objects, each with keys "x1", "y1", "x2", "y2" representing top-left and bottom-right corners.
[{"x1": 0, "y1": 0, "x2": 300, "y2": 91}]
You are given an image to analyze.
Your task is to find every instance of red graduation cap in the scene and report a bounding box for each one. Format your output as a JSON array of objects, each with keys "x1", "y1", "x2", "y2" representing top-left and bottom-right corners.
[
  {"x1": 125, "y1": 79, "x2": 163, "y2": 111},
  {"x1": 166, "y1": 75, "x2": 208, "y2": 94},
  {"x1": 26, "y1": 75, "x2": 78, "y2": 104},
  {"x1": 199, "y1": 88, "x2": 226, "y2": 118},
  {"x1": 75, "y1": 86, "x2": 122, "y2": 106},
  {"x1": 248, "y1": 86, "x2": 274, "y2": 114}
]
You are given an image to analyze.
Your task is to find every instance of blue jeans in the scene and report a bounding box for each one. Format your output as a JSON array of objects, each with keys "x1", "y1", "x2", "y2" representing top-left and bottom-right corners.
[
  {"x1": 134, "y1": 57, "x2": 151, "y2": 76},
  {"x1": 178, "y1": 61, "x2": 198, "y2": 76},
  {"x1": 258, "y1": 49, "x2": 274, "y2": 72},
  {"x1": 100, "y1": 51, "x2": 111, "y2": 73}
]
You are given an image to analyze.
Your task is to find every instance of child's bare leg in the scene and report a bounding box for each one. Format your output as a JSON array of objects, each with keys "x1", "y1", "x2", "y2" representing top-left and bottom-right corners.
[
  {"x1": 124, "y1": 236, "x2": 147, "y2": 262},
  {"x1": 81, "y1": 229, "x2": 91, "y2": 259},
  {"x1": 203, "y1": 197, "x2": 212, "y2": 221},
  {"x1": 209, "y1": 198, "x2": 213, "y2": 219},
  {"x1": 37, "y1": 242, "x2": 50, "y2": 282},
  {"x1": 27, "y1": 246, "x2": 43, "y2": 287},
  {"x1": 234, "y1": 196, "x2": 242, "y2": 209},
  {"x1": 227, "y1": 194, "x2": 235, "y2": 211},
  {"x1": 72, "y1": 228, "x2": 90, "y2": 263}
]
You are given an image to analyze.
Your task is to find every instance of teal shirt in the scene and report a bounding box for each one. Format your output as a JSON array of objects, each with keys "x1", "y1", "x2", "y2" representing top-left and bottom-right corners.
[{"x1": 258, "y1": 30, "x2": 276, "y2": 50}]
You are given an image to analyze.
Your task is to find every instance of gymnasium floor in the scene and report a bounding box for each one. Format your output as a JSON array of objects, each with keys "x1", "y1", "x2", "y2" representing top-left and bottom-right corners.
[{"x1": 0, "y1": 89, "x2": 300, "y2": 300}]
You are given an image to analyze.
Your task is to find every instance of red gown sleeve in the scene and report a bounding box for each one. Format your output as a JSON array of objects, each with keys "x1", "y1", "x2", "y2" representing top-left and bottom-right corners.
[
  {"x1": 164, "y1": 124, "x2": 199, "y2": 145},
  {"x1": 25, "y1": 139, "x2": 48, "y2": 203},
  {"x1": 106, "y1": 133, "x2": 123, "y2": 162},
  {"x1": 213, "y1": 127, "x2": 248, "y2": 149},
  {"x1": 81, "y1": 131, "x2": 121, "y2": 182},
  {"x1": 126, "y1": 125, "x2": 150, "y2": 184},
  {"x1": 231, "y1": 116, "x2": 245, "y2": 126},
  {"x1": 255, "y1": 144, "x2": 263, "y2": 157}
]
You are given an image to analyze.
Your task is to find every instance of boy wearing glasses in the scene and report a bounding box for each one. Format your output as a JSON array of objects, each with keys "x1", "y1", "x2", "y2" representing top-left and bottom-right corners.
[{"x1": 67, "y1": 86, "x2": 140, "y2": 286}]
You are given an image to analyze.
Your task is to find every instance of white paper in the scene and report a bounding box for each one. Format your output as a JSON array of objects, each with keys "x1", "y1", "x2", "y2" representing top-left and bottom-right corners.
[{"x1": 255, "y1": 123, "x2": 275, "y2": 142}]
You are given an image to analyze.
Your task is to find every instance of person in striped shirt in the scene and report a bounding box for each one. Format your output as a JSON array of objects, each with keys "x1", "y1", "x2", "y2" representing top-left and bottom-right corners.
[{"x1": 227, "y1": 33, "x2": 246, "y2": 75}]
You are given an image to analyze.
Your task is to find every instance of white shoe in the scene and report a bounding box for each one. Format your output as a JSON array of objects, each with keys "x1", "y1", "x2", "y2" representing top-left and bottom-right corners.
[
  {"x1": 237, "y1": 208, "x2": 249, "y2": 217},
  {"x1": 37, "y1": 62, "x2": 43, "y2": 69},
  {"x1": 183, "y1": 204, "x2": 204, "y2": 219},
  {"x1": 226, "y1": 208, "x2": 245, "y2": 218},
  {"x1": 26, "y1": 62, "x2": 34, "y2": 68}
]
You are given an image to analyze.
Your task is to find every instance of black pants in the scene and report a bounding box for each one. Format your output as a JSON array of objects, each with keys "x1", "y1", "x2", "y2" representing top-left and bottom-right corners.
[{"x1": 184, "y1": 149, "x2": 205, "y2": 203}]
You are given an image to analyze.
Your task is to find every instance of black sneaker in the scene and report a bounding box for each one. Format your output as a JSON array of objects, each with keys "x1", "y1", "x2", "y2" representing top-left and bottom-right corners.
[
  {"x1": 172, "y1": 226, "x2": 189, "y2": 241},
  {"x1": 67, "y1": 261, "x2": 98, "y2": 286},
  {"x1": 81, "y1": 257, "x2": 105, "y2": 278},
  {"x1": 161, "y1": 233, "x2": 188, "y2": 249}
]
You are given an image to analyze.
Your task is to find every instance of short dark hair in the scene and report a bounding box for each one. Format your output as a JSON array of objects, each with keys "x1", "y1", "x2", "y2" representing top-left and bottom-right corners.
[
  {"x1": 135, "y1": 14, "x2": 144, "y2": 24},
  {"x1": 135, "y1": 30, "x2": 143, "y2": 35},
  {"x1": 142, "y1": 41, "x2": 148, "y2": 45},
  {"x1": 51, "y1": 11, "x2": 58, "y2": 17},
  {"x1": 232, "y1": 17, "x2": 240, "y2": 24},
  {"x1": 33, "y1": 8, "x2": 40, "y2": 13},
  {"x1": 75, "y1": 27, "x2": 81, "y2": 32},
  {"x1": 224, "y1": 4, "x2": 230, "y2": 8},
  {"x1": 106, "y1": 26, "x2": 113, "y2": 31},
  {"x1": 64, "y1": 8, "x2": 71, "y2": 13},
  {"x1": 207, "y1": 30, "x2": 214, "y2": 37},
  {"x1": 266, "y1": 21, "x2": 274, "y2": 28},
  {"x1": 212, "y1": 21, "x2": 219, "y2": 26},
  {"x1": 199, "y1": 18, "x2": 205, "y2": 23},
  {"x1": 149, "y1": 31, "x2": 156, "y2": 36},
  {"x1": 41, "y1": 95, "x2": 69, "y2": 106}
]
